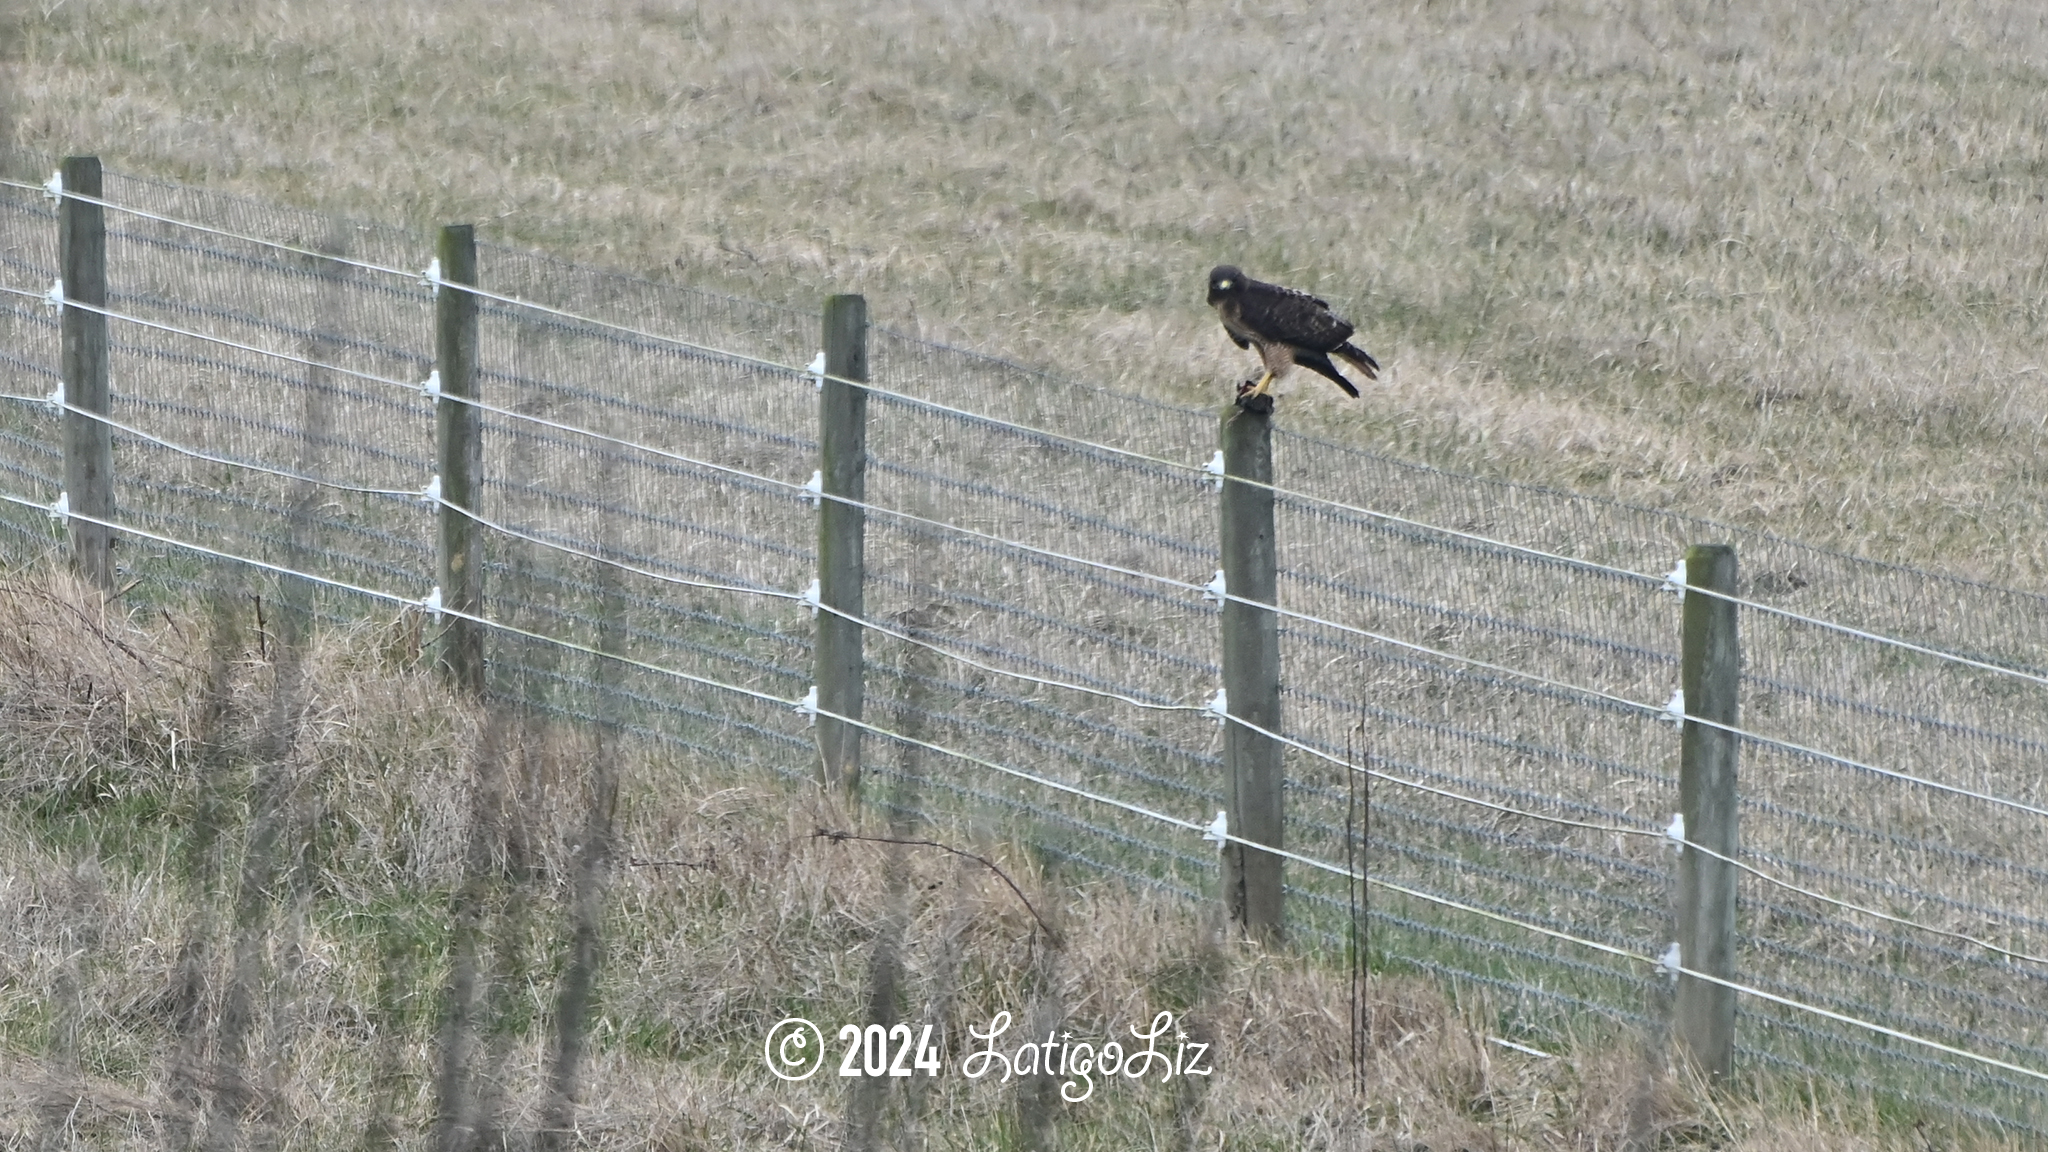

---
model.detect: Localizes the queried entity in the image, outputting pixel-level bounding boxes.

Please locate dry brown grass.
[13,0,2048,580]
[0,567,2008,1149]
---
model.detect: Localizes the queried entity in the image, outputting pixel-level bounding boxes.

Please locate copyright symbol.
[765,1017,825,1081]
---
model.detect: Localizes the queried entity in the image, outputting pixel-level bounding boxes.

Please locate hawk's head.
[1207,265,1246,306]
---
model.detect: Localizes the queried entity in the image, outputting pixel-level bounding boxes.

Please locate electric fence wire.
[438,494,1208,714]
[44,394,422,499]
[2,352,1216,717]
[10,302,2027,841]
[2,485,2043,1096]
[0,174,419,282]
[16,284,2048,906]
[1221,709,2048,969]
[1,279,1213,601]
[11,175,2048,693]
[10,276,2048,827]
[16,234,2048,752]
[0,282,426,395]
[0,222,2031,733]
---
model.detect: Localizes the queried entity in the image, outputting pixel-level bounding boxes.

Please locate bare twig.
[811,827,1057,942]
[24,581,154,671]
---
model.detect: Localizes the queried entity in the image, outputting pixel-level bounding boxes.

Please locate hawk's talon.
[1233,383,1275,415]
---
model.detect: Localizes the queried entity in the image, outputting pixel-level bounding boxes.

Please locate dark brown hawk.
[1207,265,1380,400]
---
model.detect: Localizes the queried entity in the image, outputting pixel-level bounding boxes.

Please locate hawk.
[1207,265,1380,401]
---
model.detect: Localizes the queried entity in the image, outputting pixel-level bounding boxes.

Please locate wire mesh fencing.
[6,166,2048,1134]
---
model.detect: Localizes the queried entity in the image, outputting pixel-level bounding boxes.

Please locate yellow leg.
[1249,370,1275,397]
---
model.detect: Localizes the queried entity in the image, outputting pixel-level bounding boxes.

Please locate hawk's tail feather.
[1293,351,1362,398]
[1334,342,1381,381]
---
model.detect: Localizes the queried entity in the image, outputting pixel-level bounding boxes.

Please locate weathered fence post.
[816,294,868,793]
[58,155,114,592]
[434,224,484,697]
[1676,543,1739,1083]
[1219,404,1284,941]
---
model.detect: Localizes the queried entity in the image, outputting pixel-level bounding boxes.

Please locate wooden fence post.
[58,155,114,592]
[816,294,868,793]
[435,224,484,697]
[1676,542,1739,1083]
[1219,403,1284,941]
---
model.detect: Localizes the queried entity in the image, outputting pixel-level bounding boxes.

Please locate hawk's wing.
[1239,281,1355,353]
[1215,301,1258,349]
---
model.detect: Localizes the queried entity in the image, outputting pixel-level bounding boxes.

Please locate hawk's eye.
[1217,279,1233,289]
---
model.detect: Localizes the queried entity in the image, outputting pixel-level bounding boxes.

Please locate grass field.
[11,0,2048,579]
[7,0,2048,1146]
